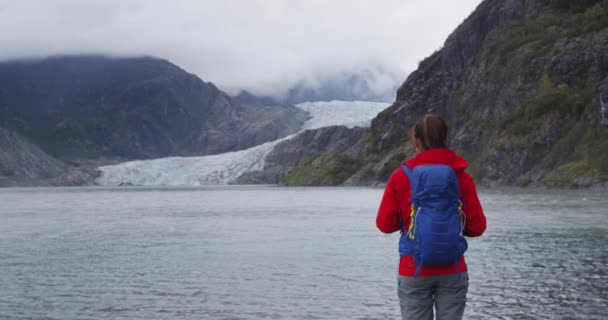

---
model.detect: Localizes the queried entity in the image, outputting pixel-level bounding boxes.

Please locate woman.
[376,113,486,320]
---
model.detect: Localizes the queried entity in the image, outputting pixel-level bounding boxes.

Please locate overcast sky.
[0,0,482,96]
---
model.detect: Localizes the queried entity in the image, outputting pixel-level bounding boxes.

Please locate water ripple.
[0,187,606,319]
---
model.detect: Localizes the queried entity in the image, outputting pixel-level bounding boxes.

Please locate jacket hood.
[403,148,468,172]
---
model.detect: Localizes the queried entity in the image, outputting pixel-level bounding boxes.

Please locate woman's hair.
[413,113,448,150]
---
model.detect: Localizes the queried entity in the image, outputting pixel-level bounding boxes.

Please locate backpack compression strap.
[401,165,423,276]
[400,165,416,237]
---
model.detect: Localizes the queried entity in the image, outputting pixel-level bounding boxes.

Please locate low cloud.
[0,0,482,96]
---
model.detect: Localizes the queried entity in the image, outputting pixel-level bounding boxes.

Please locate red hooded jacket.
[376,148,486,277]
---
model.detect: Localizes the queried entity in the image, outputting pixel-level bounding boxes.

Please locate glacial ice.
[96,100,389,186]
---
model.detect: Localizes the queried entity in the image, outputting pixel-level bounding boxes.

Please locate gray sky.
[0,0,482,96]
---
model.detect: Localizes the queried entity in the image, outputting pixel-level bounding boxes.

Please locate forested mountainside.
[277,0,608,188]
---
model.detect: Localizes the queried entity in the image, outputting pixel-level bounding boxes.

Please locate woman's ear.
[444,137,449,147]
[414,137,422,153]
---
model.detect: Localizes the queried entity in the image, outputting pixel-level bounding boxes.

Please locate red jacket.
[376,148,486,276]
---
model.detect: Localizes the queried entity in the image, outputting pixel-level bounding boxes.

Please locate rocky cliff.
[278,0,608,188]
[0,56,308,161]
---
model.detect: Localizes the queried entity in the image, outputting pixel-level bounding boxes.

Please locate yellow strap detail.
[408,206,415,239]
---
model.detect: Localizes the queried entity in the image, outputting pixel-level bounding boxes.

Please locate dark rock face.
[269,125,367,162]
[0,127,67,186]
[369,0,527,154]
[362,0,608,187]
[232,91,310,149]
[0,56,308,161]
[235,125,367,184]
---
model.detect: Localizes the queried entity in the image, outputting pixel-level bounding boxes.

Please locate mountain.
[0,55,309,162]
[277,0,608,188]
[285,66,402,103]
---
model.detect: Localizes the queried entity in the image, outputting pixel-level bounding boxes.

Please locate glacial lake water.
[0,186,606,320]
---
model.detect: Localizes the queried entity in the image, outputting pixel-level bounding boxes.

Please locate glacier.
[96,100,389,186]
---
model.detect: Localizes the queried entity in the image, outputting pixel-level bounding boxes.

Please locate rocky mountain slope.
[0,56,308,161]
[277,0,608,188]
[0,126,67,186]
[235,125,368,184]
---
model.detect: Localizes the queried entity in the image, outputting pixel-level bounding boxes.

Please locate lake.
[0,186,606,319]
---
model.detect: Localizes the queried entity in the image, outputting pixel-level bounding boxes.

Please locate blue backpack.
[399,164,468,276]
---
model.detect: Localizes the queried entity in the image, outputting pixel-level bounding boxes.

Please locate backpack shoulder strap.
[400,164,417,196]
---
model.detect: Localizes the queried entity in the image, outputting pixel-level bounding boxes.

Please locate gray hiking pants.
[397,272,468,320]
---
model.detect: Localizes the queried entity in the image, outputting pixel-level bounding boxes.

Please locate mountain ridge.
[0,55,309,160]
[0,55,309,185]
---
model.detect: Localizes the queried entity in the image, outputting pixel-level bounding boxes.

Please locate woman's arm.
[376,169,404,234]
[461,173,486,237]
